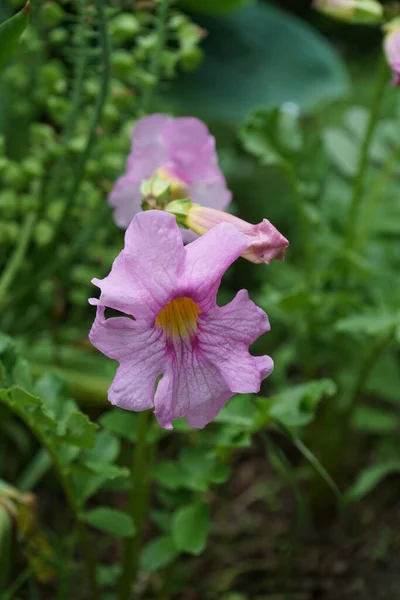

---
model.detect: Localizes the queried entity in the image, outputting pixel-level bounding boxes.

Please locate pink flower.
[183,205,289,265]
[89,211,273,429]
[109,114,231,231]
[384,23,400,86]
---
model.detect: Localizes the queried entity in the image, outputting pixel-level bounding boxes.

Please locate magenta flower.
[109,114,231,231]
[89,211,273,429]
[384,23,400,86]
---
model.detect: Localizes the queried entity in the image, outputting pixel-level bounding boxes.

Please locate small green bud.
[165,199,193,228]
[41,2,65,28]
[112,50,135,77]
[0,190,17,219]
[48,27,68,45]
[110,14,140,42]
[22,157,43,178]
[34,220,53,246]
[179,47,204,72]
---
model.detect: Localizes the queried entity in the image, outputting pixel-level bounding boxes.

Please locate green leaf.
[352,405,400,434]
[262,379,337,428]
[172,502,210,555]
[99,408,137,442]
[140,536,179,572]
[0,2,30,71]
[240,106,303,166]
[345,461,400,503]
[154,461,186,490]
[163,3,348,122]
[214,395,256,428]
[178,0,253,15]
[80,508,135,537]
[179,448,218,492]
[323,128,359,177]
[335,312,400,338]
[62,411,98,449]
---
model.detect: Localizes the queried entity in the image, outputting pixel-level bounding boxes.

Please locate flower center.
[155,297,200,340]
[157,167,189,200]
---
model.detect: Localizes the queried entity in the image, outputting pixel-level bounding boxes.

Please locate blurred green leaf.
[81,507,135,537]
[260,379,337,428]
[323,128,359,177]
[62,412,98,449]
[99,408,137,442]
[163,3,348,122]
[178,0,253,14]
[0,2,29,71]
[345,461,400,503]
[172,502,210,555]
[335,312,400,338]
[240,106,303,166]
[352,405,400,434]
[140,535,179,572]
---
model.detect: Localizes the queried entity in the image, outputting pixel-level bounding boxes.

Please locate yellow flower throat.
[155,297,201,340]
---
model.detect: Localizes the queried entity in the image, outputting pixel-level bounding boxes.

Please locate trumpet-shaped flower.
[89,211,273,429]
[172,203,289,265]
[109,114,231,231]
[384,21,400,86]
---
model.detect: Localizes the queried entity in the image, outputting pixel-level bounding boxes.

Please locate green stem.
[356,143,400,250]
[344,59,388,252]
[50,0,110,241]
[0,213,35,307]
[118,410,154,600]
[140,0,169,113]
[38,0,88,215]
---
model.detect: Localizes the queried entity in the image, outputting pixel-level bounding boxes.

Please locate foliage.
[1,0,400,597]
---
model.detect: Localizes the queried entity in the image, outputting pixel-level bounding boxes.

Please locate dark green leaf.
[0,2,30,71]
[172,502,210,555]
[163,3,348,122]
[81,508,135,537]
[352,405,400,434]
[345,462,400,503]
[61,411,98,449]
[178,0,253,15]
[99,408,137,442]
[140,536,179,572]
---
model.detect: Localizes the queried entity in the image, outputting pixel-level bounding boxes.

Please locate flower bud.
[140,168,189,211]
[166,201,289,265]
[384,19,400,86]
[313,0,383,24]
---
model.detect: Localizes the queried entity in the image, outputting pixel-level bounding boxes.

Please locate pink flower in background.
[109,114,231,231]
[184,205,289,265]
[89,211,273,429]
[384,22,400,86]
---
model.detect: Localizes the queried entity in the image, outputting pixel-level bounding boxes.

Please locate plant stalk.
[118,410,154,600]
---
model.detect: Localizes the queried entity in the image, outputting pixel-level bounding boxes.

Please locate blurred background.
[1,0,400,599]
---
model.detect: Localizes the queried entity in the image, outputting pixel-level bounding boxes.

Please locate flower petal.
[203,289,270,345]
[183,223,249,311]
[109,174,142,229]
[89,307,165,411]
[91,211,184,320]
[153,344,233,429]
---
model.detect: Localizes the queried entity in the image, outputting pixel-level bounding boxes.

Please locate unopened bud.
[313,0,383,24]
[384,19,400,86]
[166,201,289,265]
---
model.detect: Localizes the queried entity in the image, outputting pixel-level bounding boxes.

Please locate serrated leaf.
[81,507,135,537]
[0,2,30,70]
[140,536,179,572]
[345,461,400,503]
[172,502,210,555]
[61,411,97,449]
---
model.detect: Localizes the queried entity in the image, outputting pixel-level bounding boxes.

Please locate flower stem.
[344,58,388,253]
[118,410,154,600]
